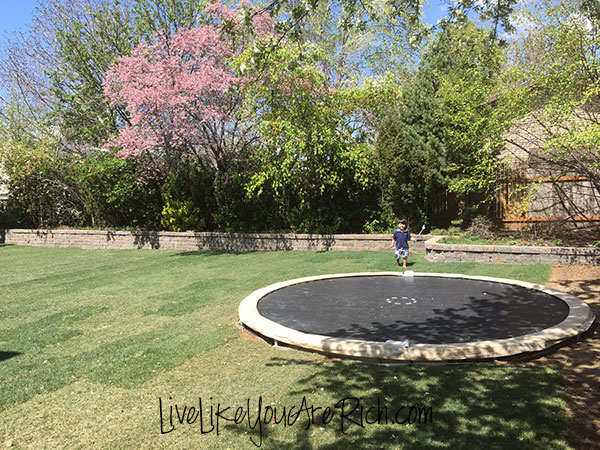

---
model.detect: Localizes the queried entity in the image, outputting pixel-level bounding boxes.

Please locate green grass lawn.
[0,245,568,449]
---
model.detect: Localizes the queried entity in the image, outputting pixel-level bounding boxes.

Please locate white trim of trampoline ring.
[238,272,596,362]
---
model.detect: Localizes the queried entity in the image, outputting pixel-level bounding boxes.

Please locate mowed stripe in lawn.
[0,246,568,449]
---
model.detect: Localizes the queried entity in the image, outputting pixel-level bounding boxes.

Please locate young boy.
[390,219,411,267]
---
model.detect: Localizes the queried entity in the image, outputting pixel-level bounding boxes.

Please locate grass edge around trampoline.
[0,247,569,449]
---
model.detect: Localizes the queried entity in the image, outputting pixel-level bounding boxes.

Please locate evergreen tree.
[376,69,449,227]
[376,18,505,227]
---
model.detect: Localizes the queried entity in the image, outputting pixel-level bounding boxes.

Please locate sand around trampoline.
[543,266,600,450]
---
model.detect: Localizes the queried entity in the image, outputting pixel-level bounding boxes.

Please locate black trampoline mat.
[257,276,570,345]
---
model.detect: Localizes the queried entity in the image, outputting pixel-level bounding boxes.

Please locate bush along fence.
[425,236,600,265]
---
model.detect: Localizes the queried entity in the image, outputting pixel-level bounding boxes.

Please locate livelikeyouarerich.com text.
[159,395,433,447]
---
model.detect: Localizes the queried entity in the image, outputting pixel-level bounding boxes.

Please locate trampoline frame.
[238,272,596,362]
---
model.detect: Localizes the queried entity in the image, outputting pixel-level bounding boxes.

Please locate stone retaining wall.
[3,229,597,264]
[0,229,430,253]
[426,235,600,265]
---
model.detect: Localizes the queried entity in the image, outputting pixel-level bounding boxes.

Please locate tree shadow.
[222,354,569,449]
[258,279,575,346]
[544,275,600,450]
[130,230,161,249]
[193,233,295,252]
[171,250,259,257]
[0,351,20,362]
[229,275,592,447]
[558,319,600,450]
[169,233,338,253]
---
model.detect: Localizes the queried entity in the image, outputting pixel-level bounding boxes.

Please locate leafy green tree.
[49,1,135,145]
[241,41,379,232]
[161,193,205,231]
[489,0,600,223]
[376,18,508,227]
[288,0,426,83]
[213,161,285,232]
[444,0,519,42]
[263,0,518,48]
[160,160,217,230]
[433,19,506,216]
[132,0,208,39]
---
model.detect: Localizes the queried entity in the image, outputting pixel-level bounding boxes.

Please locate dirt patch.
[544,265,600,450]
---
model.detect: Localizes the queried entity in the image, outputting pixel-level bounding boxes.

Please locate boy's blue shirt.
[393,229,411,249]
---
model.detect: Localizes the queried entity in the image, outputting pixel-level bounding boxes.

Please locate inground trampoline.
[238,272,596,362]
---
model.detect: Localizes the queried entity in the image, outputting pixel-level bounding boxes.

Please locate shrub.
[75,151,162,229]
[465,215,496,240]
[160,193,204,232]
[0,142,83,228]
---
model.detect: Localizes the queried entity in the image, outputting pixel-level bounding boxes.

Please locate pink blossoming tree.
[103,2,275,171]
[103,2,377,232]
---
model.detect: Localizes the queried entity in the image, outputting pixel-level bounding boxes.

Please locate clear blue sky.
[0,0,37,36]
[0,0,449,36]
[423,0,449,26]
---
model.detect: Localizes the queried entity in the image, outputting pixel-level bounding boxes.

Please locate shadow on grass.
[258,280,572,345]
[172,250,259,257]
[223,356,569,449]
[0,351,20,362]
